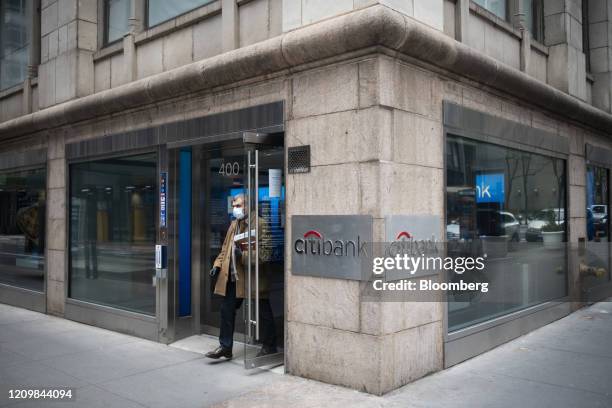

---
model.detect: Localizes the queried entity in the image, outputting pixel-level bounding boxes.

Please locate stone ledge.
[1,3,612,140]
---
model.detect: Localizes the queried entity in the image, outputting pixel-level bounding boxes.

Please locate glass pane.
[446,135,567,332]
[106,0,130,44]
[586,165,610,287]
[69,153,157,315]
[0,167,46,291]
[522,0,534,34]
[244,148,285,368]
[200,148,247,331]
[0,0,29,90]
[147,0,214,27]
[473,0,507,20]
[196,145,285,366]
[0,46,27,90]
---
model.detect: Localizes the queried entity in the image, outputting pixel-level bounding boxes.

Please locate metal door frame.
[0,149,48,313]
[243,139,285,369]
[165,132,286,368]
[63,146,163,342]
[168,135,247,344]
[166,133,284,340]
[442,101,572,367]
[59,102,285,344]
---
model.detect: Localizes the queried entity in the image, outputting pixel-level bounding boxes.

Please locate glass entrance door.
[242,146,285,369]
[200,147,248,335]
[197,139,284,369]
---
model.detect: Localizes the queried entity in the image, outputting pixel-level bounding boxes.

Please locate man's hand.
[239,242,256,252]
[209,266,220,277]
[234,245,242,259]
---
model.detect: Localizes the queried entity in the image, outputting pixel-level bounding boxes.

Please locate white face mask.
[232,207,245,220]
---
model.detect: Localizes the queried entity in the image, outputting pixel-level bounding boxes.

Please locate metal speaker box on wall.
[288,145,311,174]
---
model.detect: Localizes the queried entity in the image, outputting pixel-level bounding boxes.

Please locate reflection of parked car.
[591,205,607,222]
[475,209,520,241]
[499,211,520,242]
[526,208,565,242]
[601,214,608,234]
[588,207,609,239]
[591,205,609,237]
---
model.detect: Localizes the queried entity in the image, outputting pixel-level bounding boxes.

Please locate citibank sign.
[291,215,373,280]
[294,229,368,257]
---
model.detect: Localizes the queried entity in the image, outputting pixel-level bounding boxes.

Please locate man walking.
[205,193,277,360]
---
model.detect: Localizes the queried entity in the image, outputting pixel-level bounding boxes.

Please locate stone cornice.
[0,4,610,140]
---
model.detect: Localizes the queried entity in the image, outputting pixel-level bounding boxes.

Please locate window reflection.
[69,153,157,315]
[0,0,29,90]
[147,0,215,27]
[473,0,507,20]
[0,167,46,291]
[585,165,610,286]
[446,136,567,332]
[105,0,130,44]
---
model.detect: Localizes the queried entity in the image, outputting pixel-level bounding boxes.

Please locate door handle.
[246,150,260,341]
[247,150,252,341]
[255,149,260,341]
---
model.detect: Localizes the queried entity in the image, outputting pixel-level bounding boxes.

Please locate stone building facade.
[0,0,611,395]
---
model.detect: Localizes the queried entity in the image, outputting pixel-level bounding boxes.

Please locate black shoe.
[205,346,232,359]
[256,346,278,357]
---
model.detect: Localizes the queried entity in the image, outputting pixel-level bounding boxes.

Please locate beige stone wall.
[0,0,602,128]
[93,0,282,93]
[284,52,612,394]
[284,56,446,395]
[282,0,444,32]
[2,45,612,394]
[39,0,96,108]
[45,131,66,316]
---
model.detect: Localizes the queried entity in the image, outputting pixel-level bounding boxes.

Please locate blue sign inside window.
[160,172,167,228]
[475,173,505,204]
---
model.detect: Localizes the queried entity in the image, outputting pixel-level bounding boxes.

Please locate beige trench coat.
[212,213,272,298]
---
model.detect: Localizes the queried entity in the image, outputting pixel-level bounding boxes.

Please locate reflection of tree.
[520,154,534,217]
[549,157,564,224]
[515,154,550,217]
[505,153,520,210]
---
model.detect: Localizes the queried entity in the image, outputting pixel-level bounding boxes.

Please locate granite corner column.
[45,131,66,316]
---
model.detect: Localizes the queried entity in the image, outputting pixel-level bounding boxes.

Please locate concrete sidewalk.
[0,305,281,408]
[1,301,611,408]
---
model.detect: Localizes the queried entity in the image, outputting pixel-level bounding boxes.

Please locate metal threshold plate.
[244,344,284,369]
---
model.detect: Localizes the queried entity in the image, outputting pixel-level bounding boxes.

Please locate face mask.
[232,207,245,220]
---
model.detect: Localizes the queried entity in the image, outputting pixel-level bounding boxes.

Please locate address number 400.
[219,161,240,176]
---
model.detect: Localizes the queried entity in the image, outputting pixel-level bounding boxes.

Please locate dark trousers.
[219,280,277,350]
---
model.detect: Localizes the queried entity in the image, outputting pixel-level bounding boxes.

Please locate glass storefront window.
[473,0,507,20]
[69,153,157,315]
[147,0,215,27]
[0,167,46,291]
[104,0,130,45]
[585,165,610,286]
[0,0,29,90]
[523,0,534,33]
[523,0,544,41]
[446,135,567,332]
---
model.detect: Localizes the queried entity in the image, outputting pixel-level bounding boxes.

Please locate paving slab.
[214,300,612,408]
[1,300,611,408]
[0,304,284,408]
